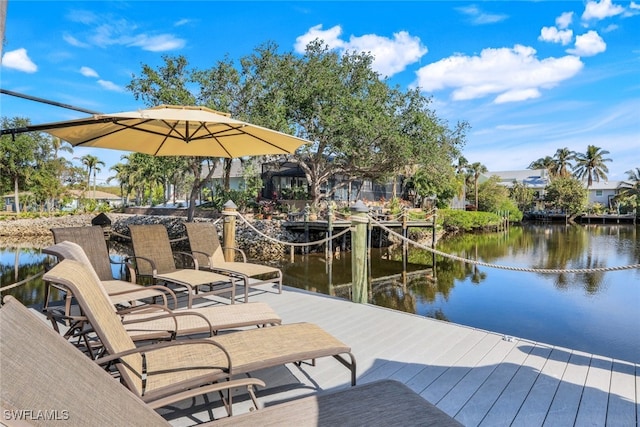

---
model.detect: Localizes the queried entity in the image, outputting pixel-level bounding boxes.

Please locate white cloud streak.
[64,12,185,52]
[1,48,38,73]
[97,80,123,92]
[80,66,99,78]
[295,24,427,77]
[415,45,583,104]
[456,5,508,25]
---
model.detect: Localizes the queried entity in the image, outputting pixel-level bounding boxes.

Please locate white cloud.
[295,25,426,77]
[128,34,185,51]
[97,80,123,92]
[582,0,625,21]
[1,48,38,73]
[63,33,90,48]
[66,9,98,25]
[174,19,191,27]
[556,12,574,29]
[602,24,619,32]
[567,31,606,57]
[295,24,345,52]
[64,13,185,52]
[80,66,99,78]
[456,5,508,25]
[539,27,573,45]
[631,2,640,9]
[415,45,584,104]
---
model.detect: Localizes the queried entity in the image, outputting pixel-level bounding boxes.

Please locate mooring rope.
[0,270,45,292]
[236,212,351,247]
[369,215,640,274]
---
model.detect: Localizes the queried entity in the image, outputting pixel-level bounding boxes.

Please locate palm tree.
[51,137,73,159]
[552,147,576,178]
[468,162,487,211]
[528,156,556,177]
[108,162,134,206]
[617,167,640,209]
[80,154,106,198]
[573,145,612,187]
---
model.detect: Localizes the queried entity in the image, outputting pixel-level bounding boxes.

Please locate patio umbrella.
[7,105,308,158]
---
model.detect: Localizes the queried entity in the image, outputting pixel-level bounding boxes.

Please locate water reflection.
[1,223,638,362]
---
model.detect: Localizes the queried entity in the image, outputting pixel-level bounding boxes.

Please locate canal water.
[1,223,638,363]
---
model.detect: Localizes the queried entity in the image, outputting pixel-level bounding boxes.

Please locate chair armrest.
[189,249,213,269]
[173,251,199,270]
[121,310,215,338]
[124,255,158,278]
[221,246,247,262]
[95,338,232,372]
[108,285,178,310]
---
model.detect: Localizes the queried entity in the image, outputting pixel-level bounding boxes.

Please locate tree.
[552,147,576,178]
[510,180,535,212]
[528,156,555,177]
[80,154,105,198]
[278,41,465,205]
[128,55,220,221]
[616,167,640,211]
[573,145,612,187]
[0,117,38,213]
[544,176,587,219]
[468,162,487,210]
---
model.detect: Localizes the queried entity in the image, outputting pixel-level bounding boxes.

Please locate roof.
[586,180,623,190]
[67,189,120,200]
[484,169,550,188]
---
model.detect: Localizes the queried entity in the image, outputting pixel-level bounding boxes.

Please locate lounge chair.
[42,259,356,413]
[0,295,461,426]
[185,222,283,297]
[44,241,282,343]
[0,295,262,424]
[128,224,240,307]
[46,225,173,314]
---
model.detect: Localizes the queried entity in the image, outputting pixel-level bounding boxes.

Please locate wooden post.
[222,200,237,262]
[350,200,369,304]
[304,203,310,255]
[327,204,334,261]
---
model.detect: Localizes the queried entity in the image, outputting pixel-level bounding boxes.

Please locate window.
[595,190,603,196]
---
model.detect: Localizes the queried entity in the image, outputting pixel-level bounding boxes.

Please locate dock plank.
[543,351,591,427]
[478,343,553,426]
[574,355,613,427]
[512,346,571,426]
[605,360,637,426]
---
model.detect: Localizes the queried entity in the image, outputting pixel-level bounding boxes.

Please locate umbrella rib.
[198,123,290,155]
[74,119,184,147]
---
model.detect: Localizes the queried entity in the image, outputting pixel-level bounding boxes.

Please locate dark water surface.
[2,223,639,363]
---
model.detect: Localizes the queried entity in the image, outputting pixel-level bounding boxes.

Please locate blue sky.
[2,1,639,185]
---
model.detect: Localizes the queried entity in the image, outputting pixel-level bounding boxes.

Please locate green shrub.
[437,209,502,232]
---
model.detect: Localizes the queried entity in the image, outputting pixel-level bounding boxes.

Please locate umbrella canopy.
[14,105,308,158]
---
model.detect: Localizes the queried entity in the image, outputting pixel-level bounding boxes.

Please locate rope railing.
[369,215,640,274]
[0,270,45,293]
[236,212,351,248]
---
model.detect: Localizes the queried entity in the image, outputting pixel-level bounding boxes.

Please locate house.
[202,159,246,192]
[481,169,551,210]
[64,189,122,209]
[586,181,623,208]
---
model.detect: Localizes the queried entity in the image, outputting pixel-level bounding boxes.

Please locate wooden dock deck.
[161,284,639,426]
